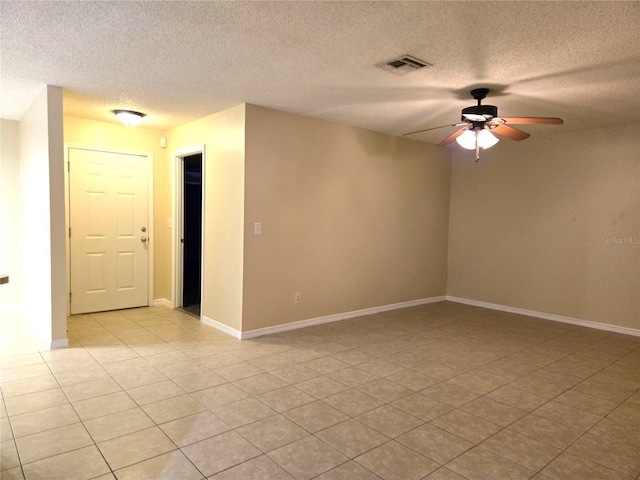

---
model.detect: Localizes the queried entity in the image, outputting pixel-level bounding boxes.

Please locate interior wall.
[0,120,22,305]
[166,104,246,332]
[242,105,451,331]
[63,116,171,302]
[18,86,67,345]
[447,124,640,331]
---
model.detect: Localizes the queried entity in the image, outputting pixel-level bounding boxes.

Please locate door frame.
[64,143,154,315]
[172,145,206,313]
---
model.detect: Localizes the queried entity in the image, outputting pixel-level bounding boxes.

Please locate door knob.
[141,236,148,243]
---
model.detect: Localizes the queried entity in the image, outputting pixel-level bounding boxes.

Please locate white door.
[69,147,150,314]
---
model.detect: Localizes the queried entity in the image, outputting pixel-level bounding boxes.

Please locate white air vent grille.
[377,55,432,75]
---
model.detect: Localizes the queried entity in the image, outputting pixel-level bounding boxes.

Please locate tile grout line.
[2,305,638,479]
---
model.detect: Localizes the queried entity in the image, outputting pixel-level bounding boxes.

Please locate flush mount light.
[113,109,146,126]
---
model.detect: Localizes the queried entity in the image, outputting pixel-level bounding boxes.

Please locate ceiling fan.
[404,88,564,161]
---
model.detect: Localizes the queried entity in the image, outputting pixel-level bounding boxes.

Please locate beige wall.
[63,116,172,301]
[63,105,451,335]
[447,124,640,330]
[242,105,451,331]
[19,86,67,345]
[0,120,22,305]
[166,105,246,331]
[59,106,639,336]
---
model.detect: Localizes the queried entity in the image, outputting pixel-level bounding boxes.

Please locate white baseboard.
[199,296,446,340]
[201,315,243,339]
[239,296,447,340]
[48,338,70,349]
[446,295,640,337]
[199,294,639,340]
[153,298,173,308]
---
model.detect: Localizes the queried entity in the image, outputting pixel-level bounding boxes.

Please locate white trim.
[171,152,182,309]
[202,315,243,339]
[64,145,70,315]
[147,151,154,309]
[172,145,205,314]
[236,296,446,340]
[153,298,172,308]
[200,294,640,340]
[446,296,640,337]
[48,338,69,349]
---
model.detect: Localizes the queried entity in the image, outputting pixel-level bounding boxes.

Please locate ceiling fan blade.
[439,127,468,146]
[502,117,564,125]
[492,123,530,141]
[403,123,465,136]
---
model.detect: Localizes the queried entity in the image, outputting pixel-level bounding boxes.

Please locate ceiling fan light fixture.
[403,88,563,160]
[477,129,499,148]
[113,109,146,126]
[456,129,477,150]
[456,128,499,150]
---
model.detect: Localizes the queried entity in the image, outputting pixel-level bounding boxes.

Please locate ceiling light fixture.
[456,128,499,150]
[113,109,146,127]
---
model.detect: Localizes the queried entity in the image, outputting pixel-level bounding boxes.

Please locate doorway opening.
[174,148,204,319]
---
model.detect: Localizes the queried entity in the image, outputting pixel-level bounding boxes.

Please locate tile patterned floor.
[1,302,638,479]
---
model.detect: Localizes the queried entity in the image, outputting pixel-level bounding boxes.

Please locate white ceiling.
[2,1,639,144]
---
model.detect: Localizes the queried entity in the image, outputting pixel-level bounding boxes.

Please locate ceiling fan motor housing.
[461,104,498,121]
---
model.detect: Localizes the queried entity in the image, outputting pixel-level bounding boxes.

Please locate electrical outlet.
[294,293,301,304]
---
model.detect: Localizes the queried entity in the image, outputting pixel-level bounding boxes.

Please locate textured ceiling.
[1,1,639,144]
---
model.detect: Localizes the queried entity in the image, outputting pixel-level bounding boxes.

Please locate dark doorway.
[181,153,202,317]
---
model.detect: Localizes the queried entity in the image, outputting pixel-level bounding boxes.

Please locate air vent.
[377,55,432,75]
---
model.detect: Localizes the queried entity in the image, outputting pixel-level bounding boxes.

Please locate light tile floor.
[1,302,638,479]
